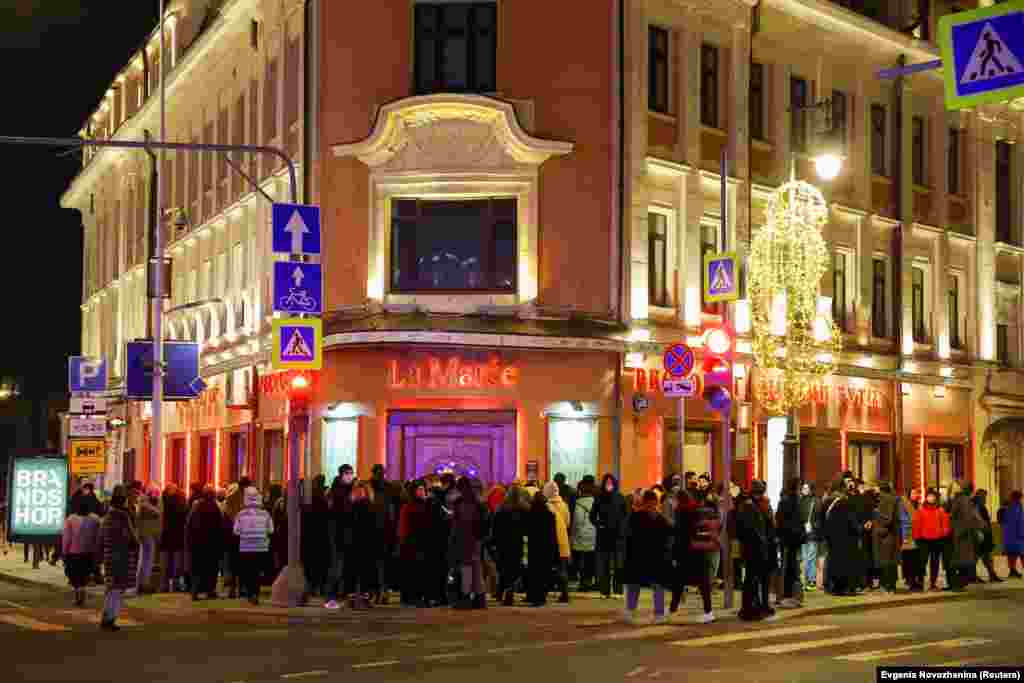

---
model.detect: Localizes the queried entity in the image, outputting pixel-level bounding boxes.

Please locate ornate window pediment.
[333,94,573,311]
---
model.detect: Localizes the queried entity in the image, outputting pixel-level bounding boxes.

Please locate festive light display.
[749,180,843,415]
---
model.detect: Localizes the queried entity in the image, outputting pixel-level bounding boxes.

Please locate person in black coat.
[160,485,188,592]
[973,489,1002,583]
[669,489,700,613]
[186,488,224,600]
[824,478,863,596]
[397,480,433,606]
[590,473,629,598]
[736,480,775,620]
[302,474,330,598]
[526,492,558,607]
[344,483,380,609]
[622,490,673,623]
[776,477,807,605]
[491,485,529,606]
[368,464,401,604]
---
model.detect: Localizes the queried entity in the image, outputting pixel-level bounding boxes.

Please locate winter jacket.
[526,501,558,571]
[823,494,863,582]
[571,495,597,552]
[543,483,571,559]
[187,498,225,566]
[398,498,432,561]
[899,498,916,550]
[450,494,490,564]
[160,491,188,552]
[135,498,162,540]
[736,497,776,570]
[101,506,139,591]
[590,474,629,552]
[912,503,951,541]
[235,490,274,554]
[949,493,984,567]
[622,509,673,588]
[974,497,995,557]
[872,492,902,566]
[62,513,101,556]
[800,494,819,541]
[1002,501,1024,555]
[491,505,527,570]
[776,493,807,546]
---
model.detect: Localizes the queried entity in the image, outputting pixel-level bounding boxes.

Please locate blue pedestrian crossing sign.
[704,251,739,303]
[273,261,323,315]
[273,318,322,371]
[272,203,321,255]
[940,2,1024,109]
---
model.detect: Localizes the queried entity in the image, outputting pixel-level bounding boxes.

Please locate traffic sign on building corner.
[273,261,323,315]
[272,203,321,255]
[704,251,739,303]
[940,2,1024,110]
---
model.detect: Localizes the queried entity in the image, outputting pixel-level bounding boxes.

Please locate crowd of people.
[41,465,1024,630]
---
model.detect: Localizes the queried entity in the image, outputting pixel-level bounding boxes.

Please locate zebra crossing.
[0,608,143,632]
[670,623,995,665]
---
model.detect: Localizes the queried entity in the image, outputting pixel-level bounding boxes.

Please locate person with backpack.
[571,479,598,592]
[670,488,718,623]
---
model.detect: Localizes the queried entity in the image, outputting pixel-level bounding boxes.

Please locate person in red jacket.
[912,487,950,591]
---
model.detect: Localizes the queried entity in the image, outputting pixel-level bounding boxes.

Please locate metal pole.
[150,0,166,489]
[720,146,735,610]
[677,396,685,473]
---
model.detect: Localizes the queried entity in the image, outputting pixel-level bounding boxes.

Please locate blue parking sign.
[68,357,107,394]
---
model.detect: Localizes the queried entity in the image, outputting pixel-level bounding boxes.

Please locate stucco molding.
[331,94,573,170]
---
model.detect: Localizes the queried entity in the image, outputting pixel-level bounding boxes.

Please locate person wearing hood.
[541,481,571,603]
[571,478,598,592]
[222,478,249,599]
[345,482,380,610]
[913,487,951,591]
[590,473,629,598]
[62,496,101,607]
[526,491,558,607]
[324,465,355,609]
[398,480,433,607]
[622,490,673,624]
[736,480,776,619]
[369,464,400,605]
[234,486,273,605]
[947,480,984,591]
[99,485,139,631]
[972,489,1002,583]
[187,487,225,600]
[823,477,863,598]
[491,485,530,605]
[160,484,188,593]
[134,486,162,594]
[450,477,491,609]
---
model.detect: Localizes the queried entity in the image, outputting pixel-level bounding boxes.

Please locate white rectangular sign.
[70,397,107,415]
[662,378,696,398]
[69,417,107,439]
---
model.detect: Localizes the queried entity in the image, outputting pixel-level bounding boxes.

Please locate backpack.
[572,499,597,550]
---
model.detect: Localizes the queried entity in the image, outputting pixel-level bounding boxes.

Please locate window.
[548,418,598,489]
[848,441,885,483]
[997,323,1010,364]
[997,140,1013,244]
[790,76,808,152]
[390,198,516,292]
[217,252,228,298]
[948,274,961,349]
[912,116,926,186]
[948,128,961,195]
[648,212,669,308]
[414,2,497,95]
[201,259,212,300]
[648,26,670,114]
[250,18,260,51]
[833,252,847,331]
[188,269,197,304]
[323,418,358,480]
[174,274,184,307]
[871,104,887,176]
[700,44,719,128]
[700,222,719,313]
[929,445,964,488]
[872,258,887,338]
[232,242,245,292]
[750,62,765,141]
[831,90,847,149]
[912,266,926,343]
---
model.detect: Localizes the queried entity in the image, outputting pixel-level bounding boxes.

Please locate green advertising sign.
[7,456,68,543]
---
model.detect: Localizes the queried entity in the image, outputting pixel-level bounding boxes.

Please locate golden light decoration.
[749,179,843,415]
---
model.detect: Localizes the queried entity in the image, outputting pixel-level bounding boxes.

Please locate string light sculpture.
[749,179,843,415]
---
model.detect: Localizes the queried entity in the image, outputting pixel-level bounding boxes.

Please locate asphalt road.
[2,580,1023,683]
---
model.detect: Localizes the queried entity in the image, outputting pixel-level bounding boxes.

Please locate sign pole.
[719,146,735,611]
[677,396,685,473]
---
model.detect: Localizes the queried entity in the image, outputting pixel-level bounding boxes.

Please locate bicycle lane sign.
[273,261,322,315]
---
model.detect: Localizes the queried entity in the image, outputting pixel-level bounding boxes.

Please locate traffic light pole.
[719,147,735,611]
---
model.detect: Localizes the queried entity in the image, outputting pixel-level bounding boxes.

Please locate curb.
[786,586,1018,620]
[0,572,68,592]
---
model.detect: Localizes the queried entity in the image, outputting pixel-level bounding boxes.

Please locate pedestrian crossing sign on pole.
[704,251,739,303]
[272,318,322,371]
[940,1,1024,110]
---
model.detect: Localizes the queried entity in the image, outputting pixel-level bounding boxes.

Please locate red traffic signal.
[288,372,314,415]
[701,324,733,415]
[701,324,735,359]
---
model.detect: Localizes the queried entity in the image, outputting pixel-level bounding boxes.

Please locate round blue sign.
[663,343,695,378]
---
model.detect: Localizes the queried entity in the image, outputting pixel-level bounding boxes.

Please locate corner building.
[63,0,1024,512]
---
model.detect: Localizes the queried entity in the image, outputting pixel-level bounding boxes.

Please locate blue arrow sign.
[273,261,323,315]
[68,356,107,394]
[272,203,321,255]
[124,341,204,401]
[940,3,1024,109]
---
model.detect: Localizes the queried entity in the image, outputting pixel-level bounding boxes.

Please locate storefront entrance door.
[228,432,246,484]
[387,411,516,484]
[198,435,214,487]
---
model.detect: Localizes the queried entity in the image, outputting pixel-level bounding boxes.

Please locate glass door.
[848,440,887,483]
[927,444,964,490]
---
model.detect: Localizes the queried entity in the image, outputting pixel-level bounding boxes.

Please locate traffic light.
[701,324,734,415]
[288,371,314,415]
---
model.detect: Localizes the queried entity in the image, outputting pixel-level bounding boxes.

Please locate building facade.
[63,0,1024,508]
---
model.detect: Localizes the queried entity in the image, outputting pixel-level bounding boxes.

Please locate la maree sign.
[7,456,68,543]
[389,356,519,389]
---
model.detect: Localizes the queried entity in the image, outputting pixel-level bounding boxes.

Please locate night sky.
[0,2,156,419]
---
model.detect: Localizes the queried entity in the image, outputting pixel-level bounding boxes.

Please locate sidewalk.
[3,545,1021,623]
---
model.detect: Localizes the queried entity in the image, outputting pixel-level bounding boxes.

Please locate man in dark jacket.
[322,465,354,609]
[369,464,401,603]
[736,479,773,620]
[800,483,820,590]
[776,478,806,607]
[824,478,863,596]
[590,474,629,598]
[872,482,901,592]
[845,477,871,592]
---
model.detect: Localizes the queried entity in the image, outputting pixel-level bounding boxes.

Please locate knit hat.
[244,486,261,508]
[542,481,560,500]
